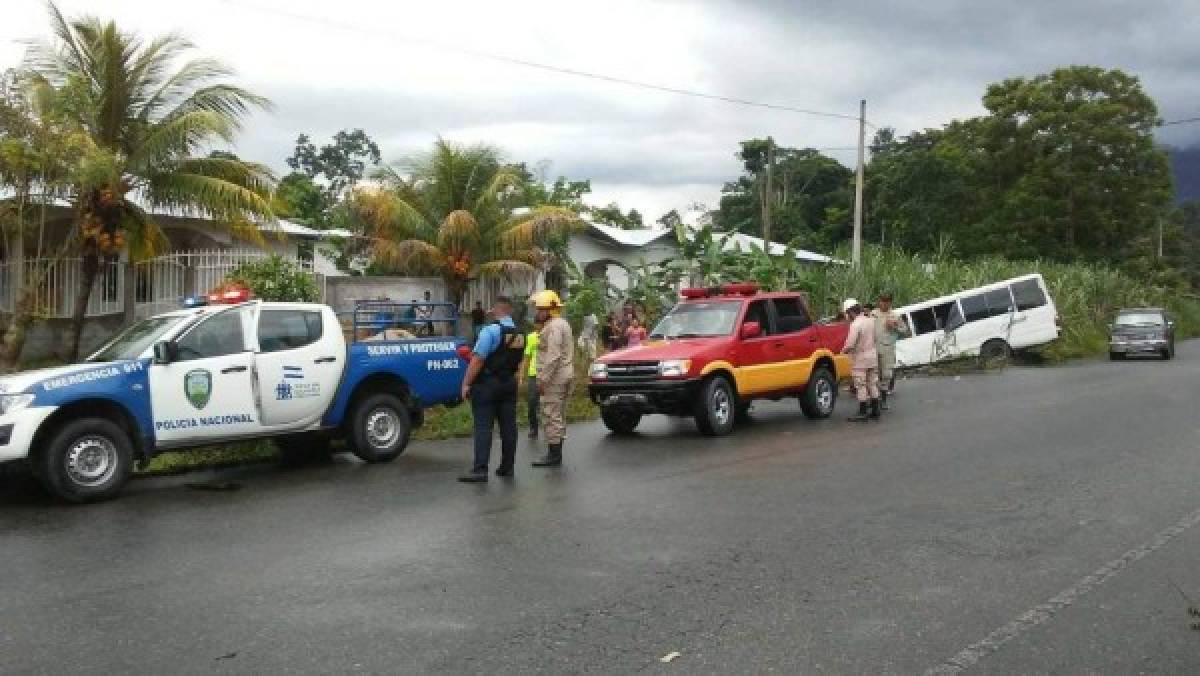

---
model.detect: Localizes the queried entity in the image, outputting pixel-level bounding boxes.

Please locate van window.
[985,288,1015,317]
[961,293,989,322]
[772,298,811,333]
[1011,279,1047,310]
[909,301,957,335]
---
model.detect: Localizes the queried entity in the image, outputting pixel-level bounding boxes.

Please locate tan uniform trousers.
[539,379,571,444]
[877,344,897,391]
[851,368,880,403]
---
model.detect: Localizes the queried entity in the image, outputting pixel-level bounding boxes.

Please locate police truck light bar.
[680,282,759,299]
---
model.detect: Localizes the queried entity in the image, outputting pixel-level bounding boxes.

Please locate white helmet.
[842,298,860,313]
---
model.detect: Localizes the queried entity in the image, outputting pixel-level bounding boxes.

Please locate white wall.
[566,233,679,291]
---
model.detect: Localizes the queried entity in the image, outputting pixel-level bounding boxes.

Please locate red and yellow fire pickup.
[589,283,851,436]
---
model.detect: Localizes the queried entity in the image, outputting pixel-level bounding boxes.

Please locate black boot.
[847,402,869,422]
[532,442,563,467]
[870,398,882,420]
[880,390,889,411]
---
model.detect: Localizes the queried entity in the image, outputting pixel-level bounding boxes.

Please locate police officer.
[872,292,909,410]
[841,298,881,422]
[458,296,525,483]
[531,290,574,468]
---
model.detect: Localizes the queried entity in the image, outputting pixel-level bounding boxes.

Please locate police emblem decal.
[184,369,213,410]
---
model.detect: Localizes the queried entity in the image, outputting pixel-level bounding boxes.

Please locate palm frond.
[143,171,274,223]
[437,209,479,252]
[137,57,232,120]
[347,188,434,242]
[368,237,443,273]
[477,259,537,282]
[118,203,169,259]
[126,110,237,169]
[159,83,271,126]
[500,206,583,251]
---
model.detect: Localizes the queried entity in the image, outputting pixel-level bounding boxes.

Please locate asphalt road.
[3,344,1200,674]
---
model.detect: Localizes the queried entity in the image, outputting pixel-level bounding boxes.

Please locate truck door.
[253,307,344,427]
[771,297,819,388]
[734,299,787,396]
[149,307,260,446]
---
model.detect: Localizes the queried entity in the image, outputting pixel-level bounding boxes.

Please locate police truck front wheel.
[37,418,133,503]
[694,376,736,437]
[600,406,641,435]
[348,393,411,463]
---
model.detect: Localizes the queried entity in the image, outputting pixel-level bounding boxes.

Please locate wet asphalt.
[2,343,1200,674]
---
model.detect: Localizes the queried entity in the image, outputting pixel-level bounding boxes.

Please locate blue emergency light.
[182,295,208,308]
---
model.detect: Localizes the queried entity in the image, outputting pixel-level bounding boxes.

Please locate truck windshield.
[650,301,741,339]
[87,315,188,362]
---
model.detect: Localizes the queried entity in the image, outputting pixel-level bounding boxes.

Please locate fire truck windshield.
[649,300,742,339]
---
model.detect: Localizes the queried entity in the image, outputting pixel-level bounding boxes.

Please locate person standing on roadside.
[522,321,541,440]
[841,299,881,422]
[625,317,647,347]
[872,292,909,410]
[531,290,573,468]
[457,296,524,483]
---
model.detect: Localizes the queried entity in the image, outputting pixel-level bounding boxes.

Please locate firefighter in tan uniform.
[871,292,909,410]
[531,290,574,467]
[841,298,881,422]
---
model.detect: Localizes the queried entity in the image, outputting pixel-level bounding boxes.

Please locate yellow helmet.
[532,290,563,310]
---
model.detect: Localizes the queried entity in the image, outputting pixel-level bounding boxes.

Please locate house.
[566,220,836,291]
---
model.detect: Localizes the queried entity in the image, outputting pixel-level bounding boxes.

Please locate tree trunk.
[67,251,99,362]
[123,256,136,324]
[1,286,40,371]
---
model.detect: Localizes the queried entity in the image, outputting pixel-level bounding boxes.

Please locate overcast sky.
[4,0,1200,221]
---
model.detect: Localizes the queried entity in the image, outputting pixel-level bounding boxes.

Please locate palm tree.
[348,139,581,306]
[23,3,275,359]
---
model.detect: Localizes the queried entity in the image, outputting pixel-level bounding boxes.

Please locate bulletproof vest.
[481,323,525,379]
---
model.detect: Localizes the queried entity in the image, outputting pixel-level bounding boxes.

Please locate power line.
[1161,116,1200,127]
[215,0,863,123]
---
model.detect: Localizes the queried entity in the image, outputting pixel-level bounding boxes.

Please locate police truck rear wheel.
[37,418,133,503]
[800,366,837,419]
[600,406,641,435]
[348,393,411,463]
[694,376,735,437]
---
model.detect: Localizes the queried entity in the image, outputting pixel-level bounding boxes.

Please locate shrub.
[225,254,319,302]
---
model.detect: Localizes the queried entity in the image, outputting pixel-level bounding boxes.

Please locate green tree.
[346,139,581,306]
[225,254,318,302]
[282,129,380,223]
[23,3,275,359]
[977,66,1171,261]
[590,202,645,229]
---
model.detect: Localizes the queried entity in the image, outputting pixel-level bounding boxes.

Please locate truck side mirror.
[153,340,178,365]
[740,321,762,339]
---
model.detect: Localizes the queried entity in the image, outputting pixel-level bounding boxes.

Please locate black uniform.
[469,322,525,474]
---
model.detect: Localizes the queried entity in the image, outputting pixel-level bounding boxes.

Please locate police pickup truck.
[0,289,467,502]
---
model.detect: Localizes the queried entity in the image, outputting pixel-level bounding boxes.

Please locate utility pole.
[762,137,774,245]
[852,99,866,267]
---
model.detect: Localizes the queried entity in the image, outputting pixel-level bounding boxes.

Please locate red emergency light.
[206,285,252,305]
[680,282,760,300]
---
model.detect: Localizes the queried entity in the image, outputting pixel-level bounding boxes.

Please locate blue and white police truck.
[0,289,468,502]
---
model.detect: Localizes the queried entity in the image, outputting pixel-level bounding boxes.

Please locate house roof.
[582,220,835,264]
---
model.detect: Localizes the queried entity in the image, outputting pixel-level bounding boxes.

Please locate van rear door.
[1008,276,1058,348]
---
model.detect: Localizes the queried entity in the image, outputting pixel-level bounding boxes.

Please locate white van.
[894,273,1059,368]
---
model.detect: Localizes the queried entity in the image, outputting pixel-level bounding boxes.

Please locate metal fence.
[0,250,312,319]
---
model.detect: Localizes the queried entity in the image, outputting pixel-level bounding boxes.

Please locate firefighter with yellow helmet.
[530,290,574,467]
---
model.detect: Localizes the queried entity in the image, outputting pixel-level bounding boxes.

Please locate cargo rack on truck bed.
[342,300,461,341]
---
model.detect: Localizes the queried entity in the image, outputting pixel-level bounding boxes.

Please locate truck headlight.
[0,393,35,415]
[658,359,692,377]
[589,363,608,379]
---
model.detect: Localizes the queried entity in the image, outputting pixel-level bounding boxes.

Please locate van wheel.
[979,339,1010,367]
[800,365,838,419]
[348,393,411,463]
[694,376,736,437]
[600,406,641,435]
[37,418,133,503]
[275,432,334,466]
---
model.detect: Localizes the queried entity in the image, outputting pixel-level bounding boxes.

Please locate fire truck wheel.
[600,406,641,435]
[800,365,837,419]
[694,376,736,437]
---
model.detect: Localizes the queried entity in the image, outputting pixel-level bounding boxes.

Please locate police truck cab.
[0,288,467,502]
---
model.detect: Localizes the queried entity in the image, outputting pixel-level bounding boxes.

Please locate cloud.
[4,0,1200,226]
